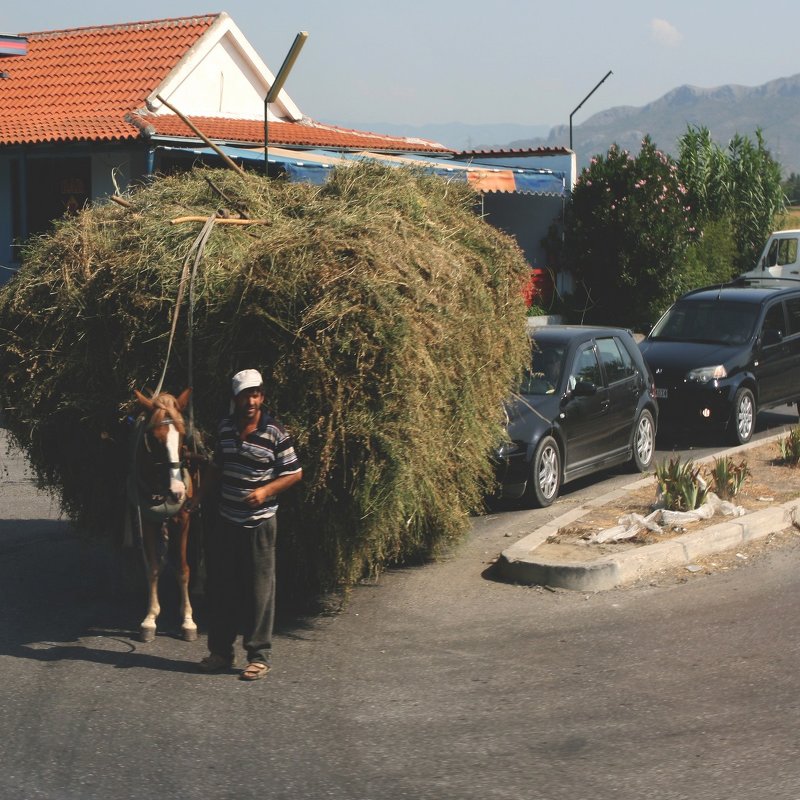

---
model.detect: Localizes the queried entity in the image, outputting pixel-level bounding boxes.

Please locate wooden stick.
[155,94,248,178]
[204,175,249,218]
[170,216,269,225]
[110,195,133,208]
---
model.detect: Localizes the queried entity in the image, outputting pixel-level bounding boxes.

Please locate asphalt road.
[1,410,800,800]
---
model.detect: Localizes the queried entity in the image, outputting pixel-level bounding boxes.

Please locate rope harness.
[125,214,216,546]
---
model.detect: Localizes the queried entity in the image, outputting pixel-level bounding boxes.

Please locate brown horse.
[128,388,198,643]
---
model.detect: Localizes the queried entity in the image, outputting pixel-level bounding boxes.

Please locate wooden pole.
[170,216,269,225]
[155,94,248,178]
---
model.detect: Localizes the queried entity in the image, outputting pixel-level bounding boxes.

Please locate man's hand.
[244,485,272,508]
[243,472,302,508]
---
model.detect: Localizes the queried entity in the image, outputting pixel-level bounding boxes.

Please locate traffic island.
[496,431,800,591]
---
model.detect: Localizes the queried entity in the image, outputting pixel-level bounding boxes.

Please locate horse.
[127,387,199,643]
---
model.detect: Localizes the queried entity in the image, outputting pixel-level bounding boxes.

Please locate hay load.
[0,162,530,601]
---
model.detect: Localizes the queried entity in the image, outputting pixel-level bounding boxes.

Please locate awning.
[0,35,28,57]
[154,144,566,197]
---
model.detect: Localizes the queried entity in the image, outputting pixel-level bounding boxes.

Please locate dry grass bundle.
[0,162,530,603]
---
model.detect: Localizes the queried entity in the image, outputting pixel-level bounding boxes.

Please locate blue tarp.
[154,144,566,196]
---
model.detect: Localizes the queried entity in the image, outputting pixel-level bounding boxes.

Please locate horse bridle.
[143,416,183,470]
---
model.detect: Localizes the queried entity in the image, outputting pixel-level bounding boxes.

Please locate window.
[781,238,798,266]
[767,237,799,267]
[762,302,786,341]
[786,297,800,335]
[651,300,759,344]
[569,345,602,390]
[597,337,634,383]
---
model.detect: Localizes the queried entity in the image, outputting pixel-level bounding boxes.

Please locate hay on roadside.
[0,162,530,602]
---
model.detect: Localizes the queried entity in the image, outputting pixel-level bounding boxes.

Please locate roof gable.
[150,13,302,123]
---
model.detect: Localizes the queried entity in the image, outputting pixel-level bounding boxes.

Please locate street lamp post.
[569,69,613,151]
[264,31,309,176]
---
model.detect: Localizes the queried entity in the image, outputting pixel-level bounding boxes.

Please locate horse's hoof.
[140,626,156,643]
[182,626,198,642]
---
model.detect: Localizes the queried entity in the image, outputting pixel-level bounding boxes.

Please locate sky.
[4,1,800,131]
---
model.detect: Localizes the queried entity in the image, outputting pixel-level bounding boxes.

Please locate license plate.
[655,388,668,399]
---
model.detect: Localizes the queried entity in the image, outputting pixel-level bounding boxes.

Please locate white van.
[739,229,800,284]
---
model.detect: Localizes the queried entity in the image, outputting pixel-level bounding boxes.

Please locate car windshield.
[649,300,759,345]
[518,341,566,395]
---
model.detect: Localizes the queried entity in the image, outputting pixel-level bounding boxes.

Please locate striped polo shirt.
[214,409,301,527]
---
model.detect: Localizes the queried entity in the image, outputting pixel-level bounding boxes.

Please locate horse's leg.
[140,522,161,643]
[175,510,197,642]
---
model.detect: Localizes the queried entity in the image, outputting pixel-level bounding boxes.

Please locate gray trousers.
[206,514,276,665]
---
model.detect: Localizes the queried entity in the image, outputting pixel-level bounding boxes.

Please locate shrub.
[563,137,695,330]
[778,427,800,466]
[708,455,750,500]
[655,457,709,512]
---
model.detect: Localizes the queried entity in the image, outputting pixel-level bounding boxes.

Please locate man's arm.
[243,469,303,508]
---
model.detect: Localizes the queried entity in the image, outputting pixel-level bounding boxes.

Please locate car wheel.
[525,435,561,508]
[630,408,655,472]
[730,387,755,445]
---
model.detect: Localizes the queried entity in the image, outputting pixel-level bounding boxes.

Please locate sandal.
[240,662,270,681]
[199,653,234,673]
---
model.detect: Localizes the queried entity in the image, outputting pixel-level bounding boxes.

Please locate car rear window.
[650,300,759,345]
[596,337,635,383]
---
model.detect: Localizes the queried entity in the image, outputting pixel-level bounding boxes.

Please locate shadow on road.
[0,517,207,672]
[0,520,216,672]
[0,515,322,674]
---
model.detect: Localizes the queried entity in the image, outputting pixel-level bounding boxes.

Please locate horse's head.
[134,387,192,505]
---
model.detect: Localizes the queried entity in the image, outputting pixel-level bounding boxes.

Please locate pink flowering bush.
[563,136,696,330]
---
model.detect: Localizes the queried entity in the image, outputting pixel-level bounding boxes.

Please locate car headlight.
[496,441,524,458]
[686,365,727,383]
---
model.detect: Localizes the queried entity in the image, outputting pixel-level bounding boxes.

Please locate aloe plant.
[655,457,709,512]
[708,455,750,500]
[778,426,800,466]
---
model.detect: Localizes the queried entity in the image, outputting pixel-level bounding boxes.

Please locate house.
[0,13,451,282]
[454,147,577,295]
[0,13,571,287]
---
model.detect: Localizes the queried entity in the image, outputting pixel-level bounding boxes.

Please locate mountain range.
[337,73,800,177]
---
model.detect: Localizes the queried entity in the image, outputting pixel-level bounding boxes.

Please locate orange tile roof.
[140,114,452,153]
[0,14,451,155]
[1,15,218,145]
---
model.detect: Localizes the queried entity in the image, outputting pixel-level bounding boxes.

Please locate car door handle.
[601,399,610,410]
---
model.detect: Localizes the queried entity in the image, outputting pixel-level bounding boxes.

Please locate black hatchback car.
[494,325,658,507]
[639,282,800,444]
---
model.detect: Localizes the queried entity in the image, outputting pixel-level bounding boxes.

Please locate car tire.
[730,387,755,445]
[630,408,656,472]
[524,435,561,508]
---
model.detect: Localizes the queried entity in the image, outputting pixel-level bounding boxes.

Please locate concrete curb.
[497,430,800,591]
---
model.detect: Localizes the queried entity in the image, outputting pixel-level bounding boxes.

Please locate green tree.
[677,125,731,224]
[563,137,695,330]
[678,125,785,274]
[727,130,785,271]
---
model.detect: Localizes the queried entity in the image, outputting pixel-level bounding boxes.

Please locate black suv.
[639,282,800,444]
[494,325,657,507]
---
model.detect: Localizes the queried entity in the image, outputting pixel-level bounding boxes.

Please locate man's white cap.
[231,369,263,397]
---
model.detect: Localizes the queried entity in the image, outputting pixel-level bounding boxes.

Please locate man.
[193,368,302,681]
